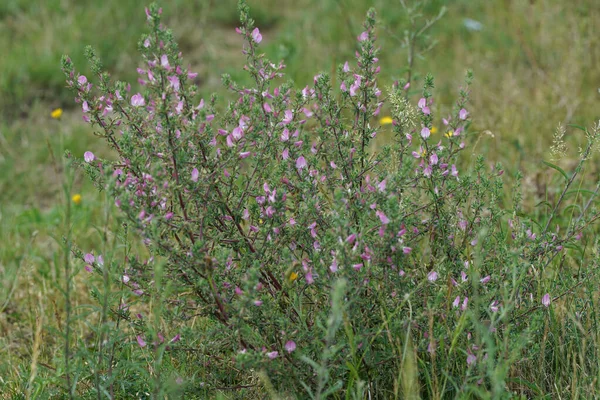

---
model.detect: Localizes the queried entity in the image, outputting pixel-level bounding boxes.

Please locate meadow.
[1,0,599,398]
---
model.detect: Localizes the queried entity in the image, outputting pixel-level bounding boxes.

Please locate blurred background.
[0,0,598,390]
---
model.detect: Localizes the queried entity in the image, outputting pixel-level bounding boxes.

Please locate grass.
[0,0,599,397]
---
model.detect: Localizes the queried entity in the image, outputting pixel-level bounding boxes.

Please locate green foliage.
[2,1,600,399]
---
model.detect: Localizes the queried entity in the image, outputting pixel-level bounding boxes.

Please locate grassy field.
[1,0,599,397]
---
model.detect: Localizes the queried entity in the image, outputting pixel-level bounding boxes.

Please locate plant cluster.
[59,2,600,398]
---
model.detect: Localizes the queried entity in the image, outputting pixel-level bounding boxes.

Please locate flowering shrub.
[61,2,600,398]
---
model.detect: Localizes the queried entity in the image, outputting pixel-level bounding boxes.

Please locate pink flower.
[329,258,338,272]
[427,271,438,282]
[285,340,296,353]
[461,297,469,310]
[263,103,272,113]
[296,155,307,170]
[376,210,390,225]
[136,335,147,348]
[418,98,426,109]
[430,153,438,165]
[480,275,491,284]
[452,296,460,308]
[82,101,90,113]
[191,168,199,182]
[343,61,350,72]
[239,151,251,159]
[451,164,459,178]
[402,247,411,254]
[84,151,95,163]
[459,108,468,120]
[131,93,145,107]
[161,54,170,69]
[252,28,262,43]
[490,301,500,312]
[358,31,369,41]
[467,353,476,366]
[266,351,278,359]
[542,293,551,307]
[345,234,357,244]
[78,75,87,85]
[282,110,293,125]
[421,127,430,139]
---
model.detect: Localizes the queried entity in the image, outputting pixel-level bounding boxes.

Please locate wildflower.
[51,108,63,119]
[445,130,454,138]
[467,353,476,366]
[161,54,170,69]
[480,275,491,284]
[461,297,469,310]
[343,61,350,72]
[427,271,438,282]
[402,247,411,254]
[296,156,307,170]
[137,335,147,348]
[252,28,262,43]
[289,272,298,282]
[452,296,460,308]
[459,108,469,120]
[542,293,551,307]
[72,194,82,205]
[380,116,393,125]
[191,168,199,182]
[285,340,296,353]
[430,126,438,134]
[83,151,96,164]
[376,210,390,225]
[330,258,338,272]
[282,110,293,124]
[266,351,278,359]
[131,93,145,107]
[421,127,430,139]
[84,253,95,263]
[490,301,500,312]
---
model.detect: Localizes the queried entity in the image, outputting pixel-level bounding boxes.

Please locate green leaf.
[567,123,587,132]
[563,204,581,214]
[534,200,552,210]
[565,189,598,198]
[542,160,569,182]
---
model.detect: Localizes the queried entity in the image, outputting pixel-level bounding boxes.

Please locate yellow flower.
[445,130,454,138]
[51,108,63,119]
[288,272,298,282]
[72,194,82,205]
[379,116,393,125]
[430,126,438,134]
